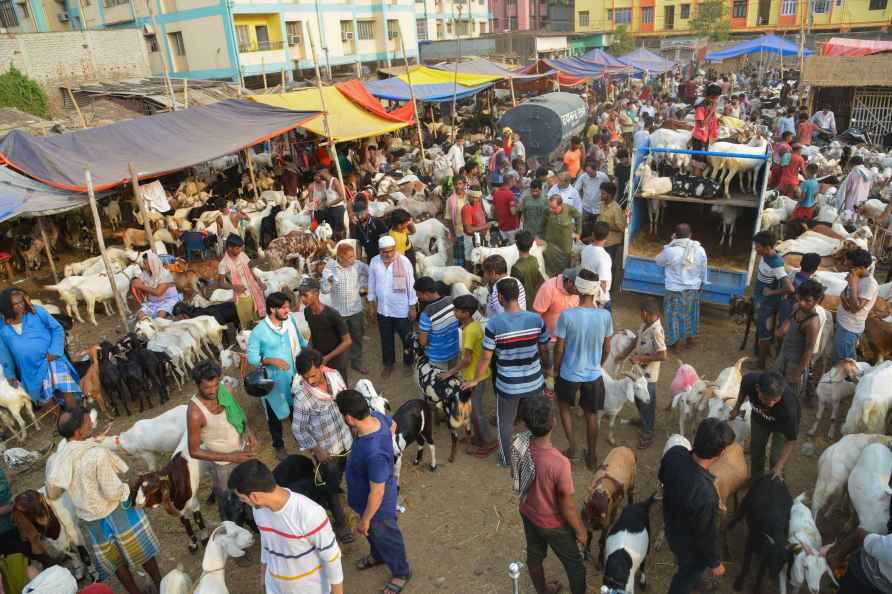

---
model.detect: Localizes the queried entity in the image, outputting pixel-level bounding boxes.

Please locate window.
[169,31,185,56]
[680,3,690,18]
[641,6,653,23]
[508,16,516,29]
[578,10,589,26]
[103,0,127,7]
[436,19,444,38]
[456,19,469,35]
[416,18,427,40]
[781,0,796,16]
[612,7,631,23]
[607,8,611,21]
[285,21,302,45]
[387,19,400,39]
[446,20,452,33]
[869,0,887,9]
[0,0,18,26]
[236,24,250,50]
[813,0,830,12]
[356,20,374,39]
[18,0,27,17]
[144,33,158,52]
[732,0,746,17]
[254,25,271,50]
[664,5,674,28]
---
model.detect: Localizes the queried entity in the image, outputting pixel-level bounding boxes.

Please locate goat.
[841,361,892,435]
[604,330,637,378]
[787,493,837,594]
[581,446,636,567]
[602,493,657,594]
[809,359,870,440]
[392,398,436,484]
[601,369,651,446]
[812,434,892,521]
[103,199,122,229]
[0,371,39,440]
[707,136,770,198]
[97,344,132,416]
[160,521,253,594]
[710,204,741,247]
[77,346,111,418]
[847,442,892,534]
[96,405,187,470]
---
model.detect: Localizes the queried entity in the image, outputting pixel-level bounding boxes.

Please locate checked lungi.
[664,289,700,347]
[41,359,82,405]
[81,504,160,581]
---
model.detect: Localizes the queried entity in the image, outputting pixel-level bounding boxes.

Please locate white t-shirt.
[254,490,344,594]
[580,244,612,301]
[837,275,880,334]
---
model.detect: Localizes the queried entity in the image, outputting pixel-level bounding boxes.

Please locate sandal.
[638,434,654,450]
[382,573,412,594]
[469,442,498,459]
[356,555,385,571]
[335,526,355,544]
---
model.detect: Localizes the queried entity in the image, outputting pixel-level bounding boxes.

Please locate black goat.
[273,455,334,512]
[172,301,238,328]
[127,348,170,405]
[119,357,152,413]
[392,398,436,484]
[260,205,282,249]
[603,493,658,594]
[97,345,132,417]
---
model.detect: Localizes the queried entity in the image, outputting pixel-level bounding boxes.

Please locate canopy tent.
[580,48,629,70]
[0,166,93,223]
[430,58,547,81]
[250,86,410,143]
[820,37,892,57]
[335,80,415,123]
[617,48,675,74]
[363,77,491,102]
[704,34,812,62]
[515,61,589,87]
[0,99,320,192]
[394,65,502,87]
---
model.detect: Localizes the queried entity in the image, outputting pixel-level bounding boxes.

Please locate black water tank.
[499,92,587,161]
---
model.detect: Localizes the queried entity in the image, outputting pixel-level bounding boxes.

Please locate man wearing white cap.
[367,235,417,379]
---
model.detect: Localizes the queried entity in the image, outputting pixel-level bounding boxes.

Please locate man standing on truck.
[655,223,708,353]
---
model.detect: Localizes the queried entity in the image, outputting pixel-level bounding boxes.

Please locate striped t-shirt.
[483,310,549,399]
[254,490,343,594]
[756,252,787,294]
[418,296,460,364]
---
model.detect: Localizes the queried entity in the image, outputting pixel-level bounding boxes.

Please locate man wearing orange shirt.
[563,137,584,180]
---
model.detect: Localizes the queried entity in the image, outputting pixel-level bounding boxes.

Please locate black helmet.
[244,367,275,398]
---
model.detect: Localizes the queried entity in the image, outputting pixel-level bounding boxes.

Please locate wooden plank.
[637,193,759,208]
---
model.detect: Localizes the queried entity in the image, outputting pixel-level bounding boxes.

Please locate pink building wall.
[489,0,548,31]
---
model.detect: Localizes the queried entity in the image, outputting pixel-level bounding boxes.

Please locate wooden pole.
[85,169,128,326]
[37,218,58,283]
[245,149,260,201]
[280,64,286,95]
[66,87,87,128]
[183,78,189,109]
[129,162,157,255]
[262,57,268,92]
[395,22,426,165]
[798,0,807,81]
[450,5,463,145]
[144,0,176,111]
[509,75,517,107]
[307,28,346,200]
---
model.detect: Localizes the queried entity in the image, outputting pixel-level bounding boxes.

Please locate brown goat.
[79,346,111,417]
[581,446,636,567]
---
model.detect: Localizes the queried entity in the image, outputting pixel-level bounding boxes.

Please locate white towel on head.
[23,566,77,594]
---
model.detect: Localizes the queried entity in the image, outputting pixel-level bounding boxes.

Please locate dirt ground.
[9,266,847,594]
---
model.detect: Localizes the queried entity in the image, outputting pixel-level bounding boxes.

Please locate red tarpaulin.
[821,37,892,57]
[515,60,589,88]
[335,80,415,123]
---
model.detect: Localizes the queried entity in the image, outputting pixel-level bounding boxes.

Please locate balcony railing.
[239,40,285,52]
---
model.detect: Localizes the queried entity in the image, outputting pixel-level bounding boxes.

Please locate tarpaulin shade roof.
[0,166,91,223]
[364,78,491,102]
[250,86,410,143]
[515,61,589,87]
[705,34,812,61]
[580,48,628,70]
[0,99,320,192]
[335,80,415,123]
[394,65,502,87]
[617,48,675,74]
[431,58,545,81]
[820,37,892,57]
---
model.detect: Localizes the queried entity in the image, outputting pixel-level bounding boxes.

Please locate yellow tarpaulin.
[395,65,502,87]
[249,87,409,143]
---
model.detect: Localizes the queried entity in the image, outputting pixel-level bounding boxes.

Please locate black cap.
[413,276,437,293]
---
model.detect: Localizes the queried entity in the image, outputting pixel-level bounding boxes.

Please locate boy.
[510,230,545,307]
[792,163,820,221]
[753,232,794,369]
[629,298,667,449]
[438,294,498,457]
[779,252,821,326]
[778,143,805,198]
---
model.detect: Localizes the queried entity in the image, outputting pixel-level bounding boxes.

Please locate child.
[388,208,416,267]
[510,230,545,307]
[792,163,820,221]
[438,295,498,458]
[779,252,821,327]
[629,298,667,449]
[778,143,805,198]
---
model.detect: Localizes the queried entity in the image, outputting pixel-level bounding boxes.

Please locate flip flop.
[356,555,385,571]
[382,573,412,594]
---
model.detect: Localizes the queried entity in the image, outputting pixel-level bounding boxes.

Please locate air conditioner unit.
[388,30,398,39]
[289,35,302,45]
[57,11,69,21]
[342,31,354,41]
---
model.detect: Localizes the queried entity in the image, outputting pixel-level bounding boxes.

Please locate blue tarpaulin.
[705,34,813,61]
[364,78,491,102]
[0,166,92,223]
[580,48,629,70]
[618,48,676,74]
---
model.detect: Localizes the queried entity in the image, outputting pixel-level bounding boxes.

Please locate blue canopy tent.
[364,78,491,102]
[0,166,95,223]
[618,48,675,74]
[705,34,812,61]
[580,48,628,70]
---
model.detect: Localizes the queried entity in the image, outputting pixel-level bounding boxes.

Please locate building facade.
[486,0,550,32]
[574,0,892,37]
[415,0,489,42]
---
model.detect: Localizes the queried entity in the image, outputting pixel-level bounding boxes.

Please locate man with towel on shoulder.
[217,234,267,330]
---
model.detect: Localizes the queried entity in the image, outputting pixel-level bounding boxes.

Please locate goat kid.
[603,493,657,594]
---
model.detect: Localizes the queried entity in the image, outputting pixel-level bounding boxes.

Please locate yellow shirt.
[461,320,490,381]
[389,229,412,255]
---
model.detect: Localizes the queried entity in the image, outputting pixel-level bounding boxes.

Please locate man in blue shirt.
[336,389,410,594]
[415,276,460,368]
[753,232,795,369]
[553,268,613,470]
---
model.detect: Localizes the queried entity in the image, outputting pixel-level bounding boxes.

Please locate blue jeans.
[377,314,413,368]
[367,514,410,578]
[832,323,860,364]
[635,382,657,434]
[753,293,780,341]
[668,557,709,594]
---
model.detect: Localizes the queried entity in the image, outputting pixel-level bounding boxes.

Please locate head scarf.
[140,251,167,288]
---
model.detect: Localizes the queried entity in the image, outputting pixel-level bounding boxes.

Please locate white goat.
[604,330,637,377]
[841,361,892,435]
[809,359,871,440]
[708,136,770,198]
[161,521,254,594]
[787,493,837,594]
[601,369,651,446]
[409,218,450,256]
[0,371,38,441]
[95,405,187,470]
[848,442,892,534]
[711,204,741,246]
[812,434,892,521]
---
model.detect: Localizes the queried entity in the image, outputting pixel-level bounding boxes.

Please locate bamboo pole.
[509,75,517,107]
[245,149,260,201]
[449,5,463,145]
[798,0,807,81]
[37,218,58,283]
[281,64,286,95]
[129,163,157,255]
[262,57,268,92]
[395,22,426,165]
[85,170,128,326]
[183,78,189,109]
[307,28,346,200]
[66,87,87,128]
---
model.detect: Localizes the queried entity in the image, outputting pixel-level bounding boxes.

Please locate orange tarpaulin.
[335,80,415,124]
[820,37,892,57]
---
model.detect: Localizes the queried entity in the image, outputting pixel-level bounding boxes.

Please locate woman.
[0,288,81,408]
[132,252,181,319]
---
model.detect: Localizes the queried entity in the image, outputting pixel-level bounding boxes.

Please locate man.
[336,389,410,594]
[462,279,550,467]
[562,137,583,179]
[318,168,346,240]
[367,236,417,379]
[291,348,354,543]
[775,280,823,397]
[445,177,470,268]
[752,231,795,368]
[796,111,820,146]
[489,138,510,188]
[187,359,256,522]
[838,156,875,222]
[533,269,580,338]
[811,106,837,140]
[483,254,527,319]
[542,195,581,278]
[511,230,545,307]
[580,221,613,310]
[217,234,267,330]
[352,199,389,262]
[299,278,352,382]
[446,135,466,177]
[660,418,734,594]
[516,396,587,594]
[778,143,805,197]
[573,161,609,239]
[834,248,880,364]
[553,269,611,470]
[462,189,494,249]
[322,242,370,375]
[513,132,526,164]
[768,130,794,189]
[46,406,162,594]
[521,179,549,239]
[415,276,460,369]
[836,525,892,594]
[229,459,344,594]
[492,175,520,244]
[776,107,796,139]
[691,84,720,176]
[655,223,708,352]
[247,292,308,460]
[547,173,582,213]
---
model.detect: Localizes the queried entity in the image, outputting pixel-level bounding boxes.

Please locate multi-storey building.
[415,0,489,42]
[486,0,549,32]
[574,0,892,37]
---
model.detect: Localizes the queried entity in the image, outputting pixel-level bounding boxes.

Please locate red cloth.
[693,104,718,143]
[492,188,519,232]
[316,147,332,168]
[779,153,805,190]
[797,121,819,146]
[519,444,574,529]
[80,584,115,594]
[461,201,486,230]
[791,205,815,220]
[335,80,415,123]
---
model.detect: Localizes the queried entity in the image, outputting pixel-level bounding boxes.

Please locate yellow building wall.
[233,14,283,47]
